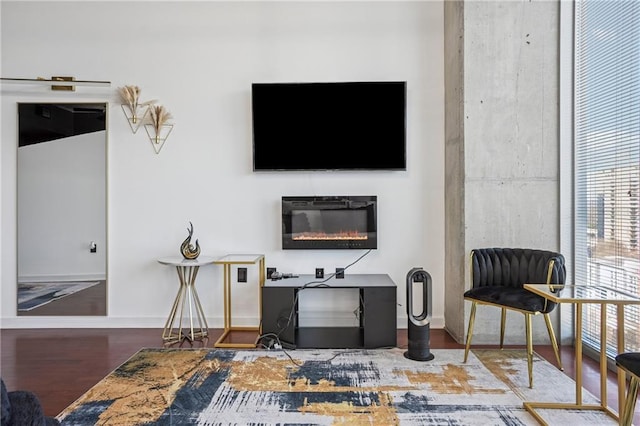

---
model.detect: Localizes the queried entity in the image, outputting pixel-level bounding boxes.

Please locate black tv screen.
[252,81,406,171]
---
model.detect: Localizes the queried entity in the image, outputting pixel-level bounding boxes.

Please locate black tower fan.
[404,267,434,361]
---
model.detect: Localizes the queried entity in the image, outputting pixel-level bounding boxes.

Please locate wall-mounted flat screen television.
[252,81,406,171]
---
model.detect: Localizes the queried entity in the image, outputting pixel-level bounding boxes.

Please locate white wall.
[1,1,445,328]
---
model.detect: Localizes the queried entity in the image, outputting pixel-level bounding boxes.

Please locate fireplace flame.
[292,231,368,241]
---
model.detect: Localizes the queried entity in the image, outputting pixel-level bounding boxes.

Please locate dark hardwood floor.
[1,328,638,424]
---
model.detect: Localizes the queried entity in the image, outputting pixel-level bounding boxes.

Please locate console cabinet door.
[261,287,296,345]
[363,287,397,348]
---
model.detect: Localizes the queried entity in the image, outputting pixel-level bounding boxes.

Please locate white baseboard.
[18,273,106,283]
[0,315,446,330]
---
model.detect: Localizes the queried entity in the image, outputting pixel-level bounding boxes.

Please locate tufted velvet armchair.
[463,248,566,388]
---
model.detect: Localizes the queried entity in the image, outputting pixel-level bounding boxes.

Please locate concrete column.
[444,0,561,344]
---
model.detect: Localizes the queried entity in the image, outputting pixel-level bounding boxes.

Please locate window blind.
[574,0,640,357]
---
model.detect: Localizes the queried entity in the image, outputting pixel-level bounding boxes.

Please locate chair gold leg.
[525,313,534,388]
[500,308,507,349]
[543,313,563,371]
[621,377,639,426]
[464,302,477,363]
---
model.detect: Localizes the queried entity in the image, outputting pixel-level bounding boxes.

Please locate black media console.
[261,274,397,349]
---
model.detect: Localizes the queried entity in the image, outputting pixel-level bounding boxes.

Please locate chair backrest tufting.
[471,248,566,290]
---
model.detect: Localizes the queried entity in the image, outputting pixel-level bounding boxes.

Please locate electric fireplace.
[282,196,377,250]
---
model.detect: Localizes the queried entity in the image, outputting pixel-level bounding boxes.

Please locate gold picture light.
[1,76,111,91]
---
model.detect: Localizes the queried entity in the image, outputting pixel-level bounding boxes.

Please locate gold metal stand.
[213,254,265,348]
[523,284,640,425]
[158,256,215,345]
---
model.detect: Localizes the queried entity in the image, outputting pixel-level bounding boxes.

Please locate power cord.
[353,292,365,321]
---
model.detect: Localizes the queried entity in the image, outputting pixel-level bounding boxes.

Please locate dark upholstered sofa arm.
[1,379,60,426]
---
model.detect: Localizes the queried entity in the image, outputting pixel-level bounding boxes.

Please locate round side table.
[157,256,216,344]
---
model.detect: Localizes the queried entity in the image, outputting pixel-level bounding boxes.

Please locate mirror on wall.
[17,102,107,316]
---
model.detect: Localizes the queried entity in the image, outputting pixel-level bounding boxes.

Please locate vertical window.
[575,0,640,356]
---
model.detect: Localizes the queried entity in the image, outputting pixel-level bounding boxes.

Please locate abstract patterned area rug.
[17,281,101,311]
[57,348,616,425]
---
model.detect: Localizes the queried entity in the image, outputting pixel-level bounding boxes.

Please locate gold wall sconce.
[119,85,155,133]
[145,104,173,154]
[50,76,75,91]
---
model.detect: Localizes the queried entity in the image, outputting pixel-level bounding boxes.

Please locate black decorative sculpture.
[180,222,201,260]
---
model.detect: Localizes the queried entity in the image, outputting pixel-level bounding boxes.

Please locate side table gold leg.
[176,267,188,341]
[164,268,190,343]
[575,302,583,404]
[185,266,198,340]
[187,281,195,340]
[224,264,231,330]
[600,303,608,409]
[191,283,209,333]
[259,257,265,334]
[175,264,209,342]
[162,289,180,342]
[617,304,626,417]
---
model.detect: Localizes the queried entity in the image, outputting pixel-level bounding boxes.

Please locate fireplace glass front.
[282,196,377,250]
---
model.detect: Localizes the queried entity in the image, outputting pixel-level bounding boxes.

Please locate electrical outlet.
[267,267,276,279]
[238,267,247,283]
[335,267,344,279]
[315,268,324,279]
